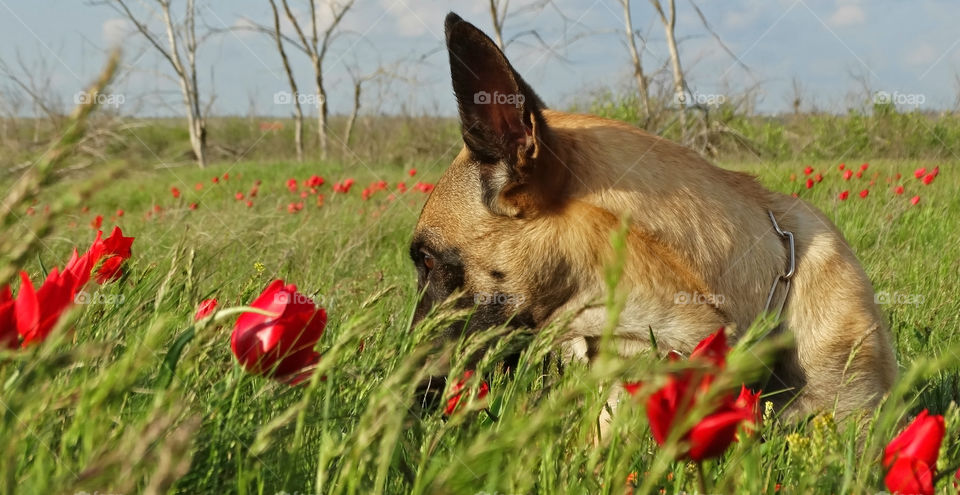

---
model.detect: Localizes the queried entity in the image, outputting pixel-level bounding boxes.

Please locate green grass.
[1,156,959,494]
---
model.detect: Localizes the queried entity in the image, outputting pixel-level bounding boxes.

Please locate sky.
[1,0,959,118]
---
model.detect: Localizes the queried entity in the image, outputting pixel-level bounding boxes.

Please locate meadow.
[1,134,959,494]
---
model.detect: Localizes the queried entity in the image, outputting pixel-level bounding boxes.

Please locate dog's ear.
[445,12,566,217]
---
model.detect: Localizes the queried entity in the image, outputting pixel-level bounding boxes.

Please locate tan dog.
[410,12,896,419]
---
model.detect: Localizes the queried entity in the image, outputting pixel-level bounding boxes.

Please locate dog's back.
[411,13,897,420]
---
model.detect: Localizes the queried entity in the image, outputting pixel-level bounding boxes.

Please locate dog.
[410,12,896,421]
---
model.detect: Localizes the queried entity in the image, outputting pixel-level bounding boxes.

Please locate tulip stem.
[696,461,709,495]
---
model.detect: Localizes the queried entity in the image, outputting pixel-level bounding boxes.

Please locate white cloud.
[102,18,130,46]
[827,4,865,27]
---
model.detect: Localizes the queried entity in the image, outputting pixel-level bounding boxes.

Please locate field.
[1,139,959,494]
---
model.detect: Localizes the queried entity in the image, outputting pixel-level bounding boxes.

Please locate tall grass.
[1,65,958,493]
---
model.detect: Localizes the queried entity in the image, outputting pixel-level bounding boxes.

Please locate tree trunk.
[293,107,303,162]
[268,0,303,162]
[621,0,650,122]
[186,110,206,168]
[315,71,328,160]
[343,81,361,156]
[651,0,686,141]
[662,0,687,141]
[488,0,505,49]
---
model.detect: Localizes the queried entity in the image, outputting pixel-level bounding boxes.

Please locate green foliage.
[0,155,958,494]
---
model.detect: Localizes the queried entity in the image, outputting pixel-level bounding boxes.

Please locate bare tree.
[0,85,24,144]
[953,72,960,113]
[0,50,65,143]
[789,77,804,117]
[102,0,209,167]
[268,0,304,162]
[488,0,508,49]
[279,0,355,160]
[487,0,557,52]
[618,0,651,121]
[649,0,687,140]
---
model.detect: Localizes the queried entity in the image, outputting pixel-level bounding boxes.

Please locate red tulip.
[397,181,407,192]
[195,183,203,191]
[15,269,77,347]
[734,384,762,427]
[414,182,435,193]
[803,166,813,175]
[637,329,760,461]
[860,163,869,171]
[286,178,298,192]
[231,280,327,381]
[116,209,124,217]
[953,466,959,490]
[921,173,935,185]
[408,168,417,177]
[73,227,133,285]
[91,215,103,229]
[245,200,254,208]
[855,171,863,178]
[884,458,934,495]
[65,226,135,286]
[896,173,902,179]
[212,176,219,184]
[884,410,945,469]
[361,188,372,201]
[894,185,904,195]
[222,173,229,180]
[189,202,198,210]
[444,370,490,415]
[843,170,853,180]
[171,187,181,199]
[686,401,755,461]
[0,285,17,349]
[689,327,729,367]
[838,163,846,170]
[930,166,939,178]
[910,196,921,206]
[805,179,814,189]
[814,173,823,183]
[194,298,218,321]
[914,167,927,179]
[838,190,849,200]
[305,175,324,188]
[859,189,869,198]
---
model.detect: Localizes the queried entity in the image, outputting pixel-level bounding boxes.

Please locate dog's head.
[410,13,590,347]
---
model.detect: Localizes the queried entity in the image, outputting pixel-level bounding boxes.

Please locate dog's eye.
[421,250,435,271]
